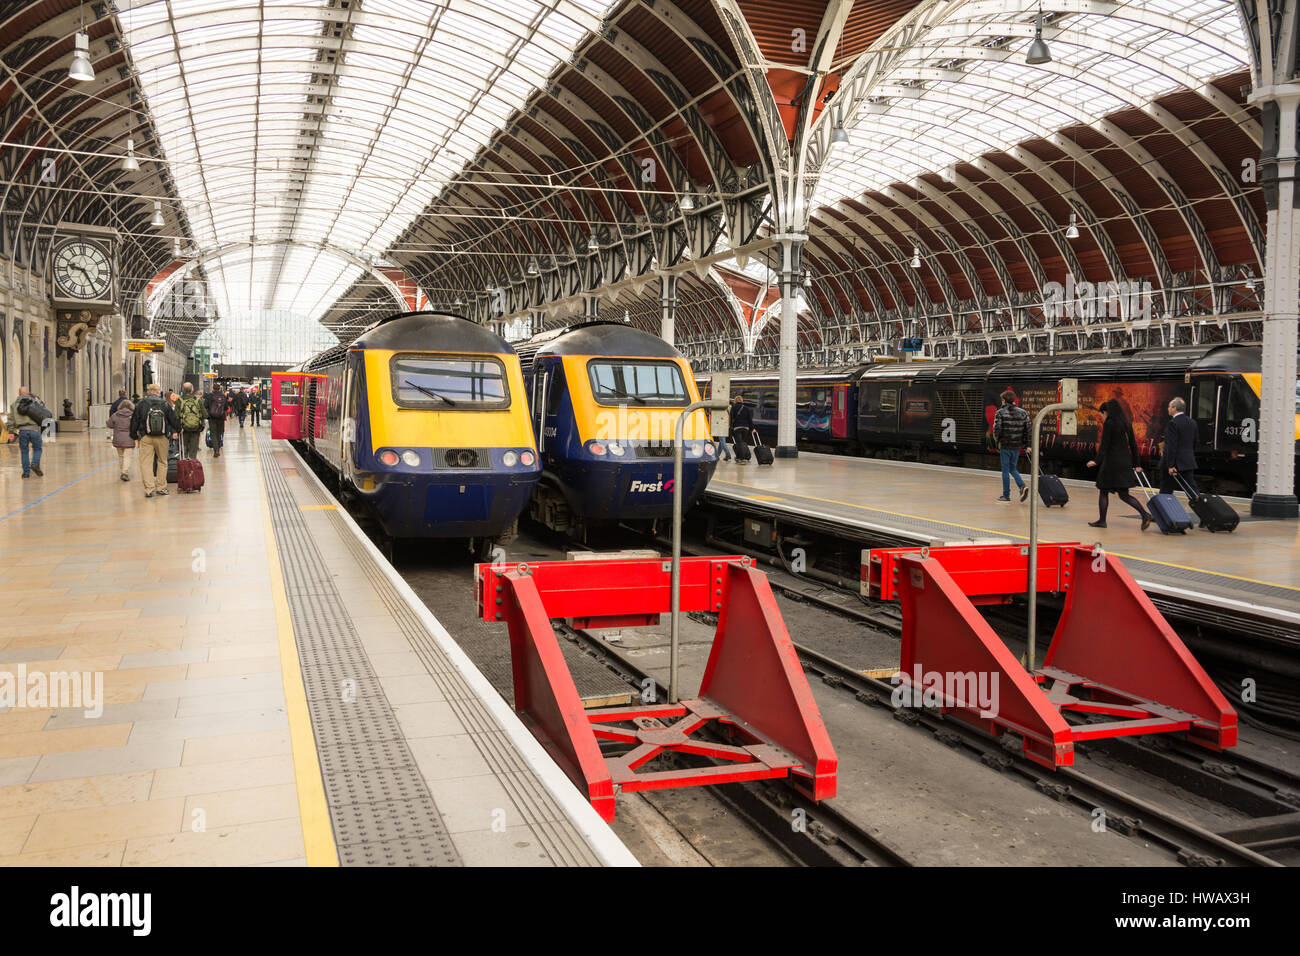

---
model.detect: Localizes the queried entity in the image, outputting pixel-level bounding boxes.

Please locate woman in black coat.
[1085,399,1152,530]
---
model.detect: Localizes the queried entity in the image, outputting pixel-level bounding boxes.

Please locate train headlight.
[589,442,607,456]
[401,450,420,467]
[704,442,716,457]
[502,451,519,467]
[608,442,625,456]
[520,450,536,467]
[378,449,400,467]
[690,442,704,457]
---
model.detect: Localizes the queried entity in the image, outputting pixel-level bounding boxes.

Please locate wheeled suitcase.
[1137,470,1191,534]
[752,431,774,466]
[732,427,752,462]
[177,457,205,493]
[1177,475,1237,532]
[166,435,179,483]
[1038,473,1068,507]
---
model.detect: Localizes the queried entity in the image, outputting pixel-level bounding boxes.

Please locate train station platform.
[707,453,1300,627]
[0,426,634,867]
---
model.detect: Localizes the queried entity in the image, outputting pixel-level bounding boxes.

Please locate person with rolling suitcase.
[729,395,753,465]
[1158,397,1201,496]
[1176,474,1237,532]
[752,430,774,466]
[992,390,1030,502]
[1086,399,1153,530]
[1136,469,1191,534]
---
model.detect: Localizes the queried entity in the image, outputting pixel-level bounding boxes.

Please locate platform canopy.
[0,0,1276,360]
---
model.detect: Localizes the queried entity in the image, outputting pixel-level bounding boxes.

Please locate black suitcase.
[160,436,179,483]
[1038,473,1068,507]
[732,427,752,462]
[752,431,774,466]
[1178,476,1238,532]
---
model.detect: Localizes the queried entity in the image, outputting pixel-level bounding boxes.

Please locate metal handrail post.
[671,398,728,702]
[1027,400,1074,671]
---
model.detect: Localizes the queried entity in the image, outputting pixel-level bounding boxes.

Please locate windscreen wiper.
[405,379,457,405]
[604,389,646,404]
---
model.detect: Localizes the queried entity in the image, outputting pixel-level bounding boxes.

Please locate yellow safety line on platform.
[252,429,339,867]
[299,504,337,511]
[713,480,1298,595]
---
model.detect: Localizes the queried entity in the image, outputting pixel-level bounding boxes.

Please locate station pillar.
[1250,83,1300,518]
[659,273,678,346]
[775,234,804,459]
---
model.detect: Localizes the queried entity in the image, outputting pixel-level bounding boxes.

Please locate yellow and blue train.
[515,322,717,534]
[272,311,541,549]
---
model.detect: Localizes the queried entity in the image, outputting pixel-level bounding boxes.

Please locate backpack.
[206,392,225,417]
[178,395,203,431]
[146,399,167,436]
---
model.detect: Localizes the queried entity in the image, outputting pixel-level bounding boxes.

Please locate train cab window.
[1226,379,1256,422]
[587,360,688,406]
[880,389,898,412]
[279,380,300,405]
[1194,382,1216,420]
[546,370,564,415]
[389,353,509,409]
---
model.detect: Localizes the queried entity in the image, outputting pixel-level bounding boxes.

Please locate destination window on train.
[389,353,509,409]
[587,360,689,406]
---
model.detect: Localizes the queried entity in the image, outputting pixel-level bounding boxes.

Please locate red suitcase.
[177,458,205,493]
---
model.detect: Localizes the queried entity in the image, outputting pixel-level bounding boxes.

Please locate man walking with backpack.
[6,387,49,478]
[992,389,1031,502]
[130,383,180,498]
[176,382,206,459]
[205,385,229,457]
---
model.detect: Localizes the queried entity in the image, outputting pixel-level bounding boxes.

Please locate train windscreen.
[389,353,509,408]
[587,360,689,406]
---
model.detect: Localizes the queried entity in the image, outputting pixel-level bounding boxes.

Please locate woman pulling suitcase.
[1085,399,1152,531]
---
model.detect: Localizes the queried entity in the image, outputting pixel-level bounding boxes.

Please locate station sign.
[127,339,166,353]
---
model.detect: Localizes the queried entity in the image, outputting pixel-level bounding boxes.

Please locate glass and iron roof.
[814,0,1249,208]
[117,0,618,322]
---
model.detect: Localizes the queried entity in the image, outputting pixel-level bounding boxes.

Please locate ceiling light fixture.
[680,191,695,211]
[1026,2,1052,65]
[69,30,94,82]
[911,246,921,269]
[122,137,140,172]
[172,238,182,257]
[587,234,599,253]
[831,108,850,147]
[1242,268,1257,291]
[1065,212,1080,239]
[151,200,164,228]
[526,257,538,275]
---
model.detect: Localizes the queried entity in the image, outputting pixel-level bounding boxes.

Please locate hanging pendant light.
[911,246,921,269]
[831,107,850,147]
[172,238,182,257]
[454,296,464,307]
[1065,212,1080,239]
[122,137,140,172]
[679,191,695,211]
[526,257,538,275]
[151,200,164,228]
[587,234,599,253]
[1025,3,1051,65]
[69,31,94,82]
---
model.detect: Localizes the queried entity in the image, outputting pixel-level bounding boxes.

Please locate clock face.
[53,240,113,300]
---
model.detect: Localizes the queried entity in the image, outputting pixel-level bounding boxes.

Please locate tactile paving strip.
[285,447,604,867]
[259,439,461,867]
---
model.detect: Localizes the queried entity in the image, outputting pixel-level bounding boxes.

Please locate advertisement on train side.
[986,380,1185,458]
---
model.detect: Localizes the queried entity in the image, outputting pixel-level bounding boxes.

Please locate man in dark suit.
[1159,396,1199,494]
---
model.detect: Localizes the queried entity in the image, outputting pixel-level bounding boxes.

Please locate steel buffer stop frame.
[476,555,837,821]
